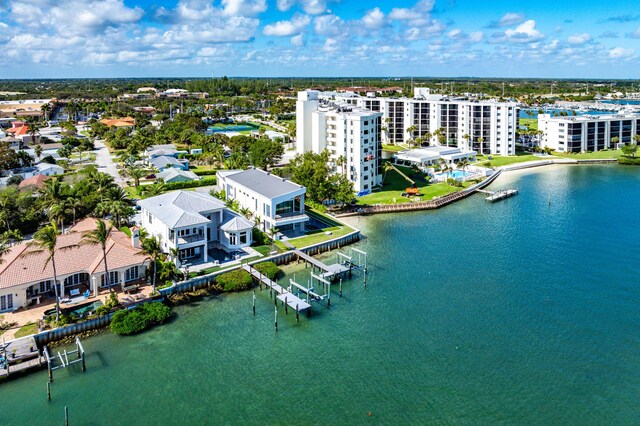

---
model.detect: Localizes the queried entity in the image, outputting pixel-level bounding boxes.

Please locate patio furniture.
[70,289,80,297]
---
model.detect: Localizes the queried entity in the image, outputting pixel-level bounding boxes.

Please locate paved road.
[94,139,124,186]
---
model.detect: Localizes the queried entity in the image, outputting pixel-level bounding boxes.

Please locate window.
[0,294,13,312]
[64,273,88,287]
[230,234,237,245]
[240,232,247,244]
[148,213,153,224]
[39,280,52,293]
[125,266,139,282]
[101,271,119,287]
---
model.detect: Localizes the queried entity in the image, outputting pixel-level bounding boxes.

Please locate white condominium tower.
[296,90,382,195]
[314,88,518,156]
[538,113,640,153]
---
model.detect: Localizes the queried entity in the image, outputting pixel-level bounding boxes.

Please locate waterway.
[2,165,640,424]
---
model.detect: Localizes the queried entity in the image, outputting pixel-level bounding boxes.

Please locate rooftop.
[138,190,226,228]
[156,168,199,181]
[221,168,305,199]
[0,218,147,290]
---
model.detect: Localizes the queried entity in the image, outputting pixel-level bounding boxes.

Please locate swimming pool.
[207,124,258,133]
[448,170,472,179]
[43,300,103,319]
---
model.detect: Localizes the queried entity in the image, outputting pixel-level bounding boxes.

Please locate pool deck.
[0,286,154,341]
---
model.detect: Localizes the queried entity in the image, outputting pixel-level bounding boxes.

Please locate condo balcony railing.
[274,212,309,222]
[177,234,205,244]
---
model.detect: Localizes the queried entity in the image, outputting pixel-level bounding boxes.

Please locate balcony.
[274,212,309,226]
[177,234,205,245]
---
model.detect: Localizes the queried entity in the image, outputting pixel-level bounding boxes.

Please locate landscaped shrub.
[254,261,280,280]
[162,176,217,191]
[215,269,253,292]
[446,178,463,187]
[618,157,640,165]
[110,302,172,335]
[193,169,218,176]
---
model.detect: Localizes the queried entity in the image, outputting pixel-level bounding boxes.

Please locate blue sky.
[0,0,638,78]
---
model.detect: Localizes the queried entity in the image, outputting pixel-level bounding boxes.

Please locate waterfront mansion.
[138,190,254,264]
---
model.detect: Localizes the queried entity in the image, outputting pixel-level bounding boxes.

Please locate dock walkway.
[292,249,350,280]
[242,265,311,311]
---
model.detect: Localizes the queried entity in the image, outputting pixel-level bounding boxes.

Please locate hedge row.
[193,169,218,176]
[254,261,280,280]
[216,269,253,292]
[618,157,640,165]
[110,302,173,335]
[163,176,217,190]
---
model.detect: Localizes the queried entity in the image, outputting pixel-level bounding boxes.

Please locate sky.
[0,0,639,79]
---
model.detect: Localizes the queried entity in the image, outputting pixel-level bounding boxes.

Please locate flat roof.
[222,168,305,200]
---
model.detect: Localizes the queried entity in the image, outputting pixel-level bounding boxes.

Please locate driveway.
[94,139,125,186]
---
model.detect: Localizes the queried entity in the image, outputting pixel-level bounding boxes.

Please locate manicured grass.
[282,225,354,249]
[252,244,277,256]
[519,118,538,131]
[382,144,407,152]
[551,150,622,160]
[191,165,218,172]
[14,322,38,338]
[473,153,544,167]
[356,164,471,205]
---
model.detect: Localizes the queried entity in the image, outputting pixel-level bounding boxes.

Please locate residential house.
[138,191,254,264]
[148,155,188,171]
[217,168,308,234]
[156,168,200,183]
[0,218,149,312]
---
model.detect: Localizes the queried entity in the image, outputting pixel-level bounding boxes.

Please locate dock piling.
[65,406,69,426]
[274,305,278,332]
[339,278,342,297]
[47,382,51,401]
[285,297,288,314]
[296,304,299,322]
[252,291,256,316]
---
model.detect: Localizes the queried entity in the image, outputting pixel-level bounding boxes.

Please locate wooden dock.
[292,249,351,281]
[242,265,311,311]
[0,336,44,378]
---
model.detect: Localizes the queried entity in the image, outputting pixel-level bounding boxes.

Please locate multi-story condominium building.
[138,191,254,264]
[314,89,518,156]
[296,90,383,195]
[216,168,308,234]
[538,113,640,153]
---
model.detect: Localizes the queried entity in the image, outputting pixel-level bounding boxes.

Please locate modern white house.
[138,191,254,264]
[217,168,308,234]
[538,113,640,153]
[313,88,518,156]
[0,219,149,312]
[296,90,383,195]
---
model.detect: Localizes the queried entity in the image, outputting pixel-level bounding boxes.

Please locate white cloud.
[567,33,590,45]
[263,14,310,36]
[609,47,634,58]
[221,0,267,17]
[498,12,525,27]
[322,37,339,52]
[504,20,543,43]
[276,0,296,12]
[314,14,344,37]
[626,26,640,38]
[301,0,327,15]
[290,34,304,46]
[362,7,385,29]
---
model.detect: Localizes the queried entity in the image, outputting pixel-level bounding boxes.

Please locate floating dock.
[0,336,44,379]
[482,189,518,202]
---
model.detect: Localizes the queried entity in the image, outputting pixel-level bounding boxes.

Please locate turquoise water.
[207,124,258,133]
[2,165,640,424]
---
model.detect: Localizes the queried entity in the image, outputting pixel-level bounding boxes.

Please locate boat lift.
[43,336,86,383]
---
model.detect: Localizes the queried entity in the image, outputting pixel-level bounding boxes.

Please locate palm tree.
[39,178,68,209]
[267,227,279,252]
[458,158,470,181]
[0,238,9,265]
[89,172,115,202]
[477,137,485,155]
[336,155,347,175]
[81,220,114,294]
[239,207,252,219]
[25,222,63,321]
[41,103,52,121]
[382,161,394,184]
[462,134,471,149]
[143,183,165,197]
[141,235,163,294]
[127,166,146,188]
[406,125,418,144]
[169,247,181,267]
[66,197,83,225]
[34,143,43,160]
[49,203,66,234]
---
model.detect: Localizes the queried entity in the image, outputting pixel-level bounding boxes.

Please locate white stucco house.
[216,168,308,234]
[137,191,254,264]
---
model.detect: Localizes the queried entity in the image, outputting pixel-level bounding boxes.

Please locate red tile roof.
[18,174,51,189]
[0,218,149,290]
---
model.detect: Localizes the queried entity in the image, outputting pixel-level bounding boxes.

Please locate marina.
[480,188,519,202]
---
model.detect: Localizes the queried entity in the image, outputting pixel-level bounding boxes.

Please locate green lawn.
[356,164,472,205]
[551,150,622,160]
[382,144,407,152]
[519,118,538,131]
[473,152,544,167]
[273,208,355,250]
[14,322,38,338]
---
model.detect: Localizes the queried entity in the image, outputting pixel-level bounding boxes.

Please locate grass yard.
[382,144,407,152]
[273,208,356,250]
[356,164,472,205]
[473,152,545,167]
[519,118,538,131]
[14,322,38,338]
[551,150,622,160]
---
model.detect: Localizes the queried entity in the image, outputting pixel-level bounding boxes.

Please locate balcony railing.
[274,212,309,223]
[177,234,205,244]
